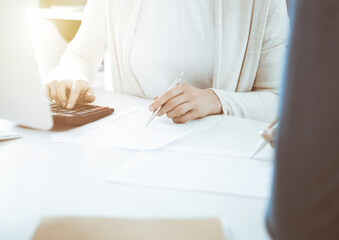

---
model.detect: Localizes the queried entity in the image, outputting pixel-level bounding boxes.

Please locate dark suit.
[267,0,339,239]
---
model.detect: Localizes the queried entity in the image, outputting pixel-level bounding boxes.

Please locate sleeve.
[46,0,108,84]
[211,0,290,122]
[267,0,339,239]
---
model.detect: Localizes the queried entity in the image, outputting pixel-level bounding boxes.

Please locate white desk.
[0,90,272,240]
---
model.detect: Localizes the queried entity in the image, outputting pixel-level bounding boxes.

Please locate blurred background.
[27,0,108,89]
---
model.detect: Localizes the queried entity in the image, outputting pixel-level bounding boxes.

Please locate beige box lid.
[32,217,225,240]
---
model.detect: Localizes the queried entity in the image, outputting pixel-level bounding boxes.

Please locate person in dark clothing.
[265,0,339,239]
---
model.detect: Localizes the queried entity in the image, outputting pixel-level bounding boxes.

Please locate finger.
[45,83,52,102]
[72,86,95,105]
[84,88,96,103]
[50,81,59,105]
[67,83,83,109]
[263,128,276,148]
[149,84,186,112]
[76,91,92,105]
[172,110,198,124]
[261,129,274,142]
[261,132,271,142]
[269,128,277,147]
[153,96,158,100]
[166,102,193,119]
[157,94,187,116]
[56,81,68,108]
[75,94,87,105]
[269,138,276,148]
[268,118,279,129]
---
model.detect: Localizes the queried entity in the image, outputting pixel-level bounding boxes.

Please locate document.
[32,217,224,240]
[107,146,273,198]
[52,108,225,151]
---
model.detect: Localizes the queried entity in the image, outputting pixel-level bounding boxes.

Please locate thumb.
[84,89,96,102]
[260,129,272,142]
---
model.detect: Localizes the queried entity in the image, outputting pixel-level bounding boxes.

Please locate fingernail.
[258,130,266,137]
[87,92,93,96]
[67,103,72,109]
[149,106,154,112]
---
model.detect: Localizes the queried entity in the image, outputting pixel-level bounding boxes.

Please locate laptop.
[0,1,114,130]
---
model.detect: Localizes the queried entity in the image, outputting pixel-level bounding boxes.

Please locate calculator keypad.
[49,103,114,126]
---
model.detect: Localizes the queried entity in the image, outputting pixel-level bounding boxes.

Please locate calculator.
[50,103,115,126]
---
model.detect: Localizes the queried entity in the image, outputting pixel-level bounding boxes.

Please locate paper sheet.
[52,108,225,151]
[107,146,273,198]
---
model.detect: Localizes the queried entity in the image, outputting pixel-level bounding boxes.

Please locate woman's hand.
[149,84,223,124]
[261,120,278,148]
[45,80,96,109]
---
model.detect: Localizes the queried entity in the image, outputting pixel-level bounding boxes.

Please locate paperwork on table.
[52,108,225,151]
[107,146,274,198]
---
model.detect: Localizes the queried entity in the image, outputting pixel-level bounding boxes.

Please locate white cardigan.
[48,0,290,122]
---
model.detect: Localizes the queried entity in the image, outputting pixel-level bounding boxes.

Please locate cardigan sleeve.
[46,0,108,84]
[211,0,290,122]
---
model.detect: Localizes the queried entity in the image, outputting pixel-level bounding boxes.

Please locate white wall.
[27,13,70,80]
[26,0,39,7]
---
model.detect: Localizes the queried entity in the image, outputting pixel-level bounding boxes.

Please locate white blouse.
[129,0,215,99]
[48,0,290,122]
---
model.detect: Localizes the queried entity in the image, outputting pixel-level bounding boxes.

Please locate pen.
[145,72,184,127]
[250,122,278,159]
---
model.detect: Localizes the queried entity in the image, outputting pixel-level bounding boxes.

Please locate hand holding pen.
[146,72,223,126]
[251,119,278,158]
[260,119,278,148]
[146,72,184,127]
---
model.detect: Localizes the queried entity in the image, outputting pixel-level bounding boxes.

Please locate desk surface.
[0,90,272,240]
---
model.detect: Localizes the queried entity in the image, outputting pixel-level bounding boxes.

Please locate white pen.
[250,122,278,159]
[145,72,184,127]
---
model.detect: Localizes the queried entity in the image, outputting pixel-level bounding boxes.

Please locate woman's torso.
[128,0,215,98]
